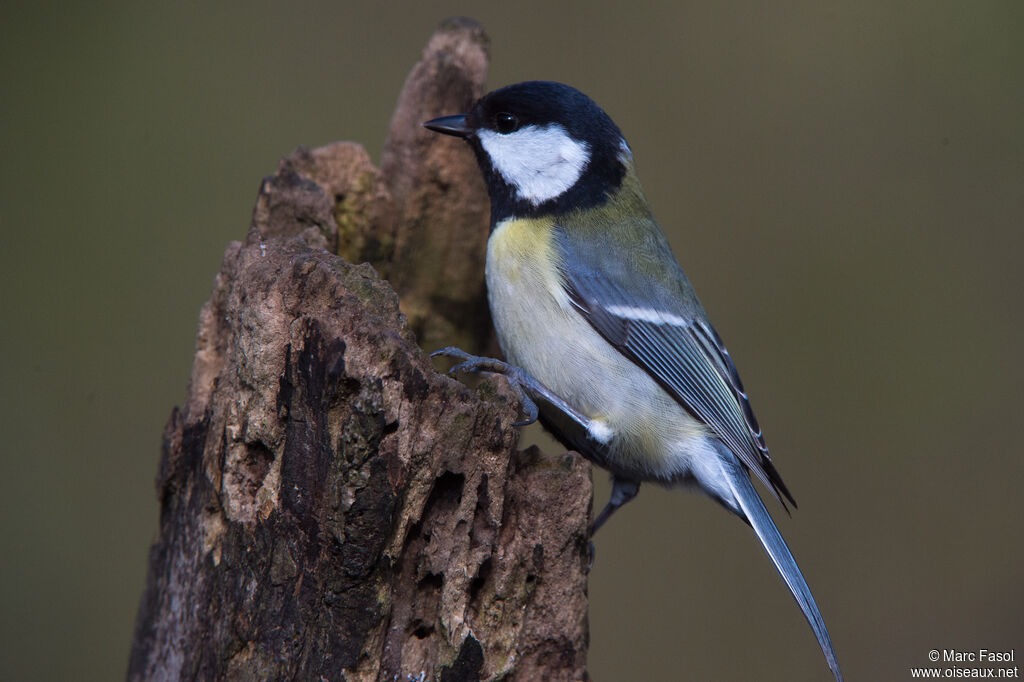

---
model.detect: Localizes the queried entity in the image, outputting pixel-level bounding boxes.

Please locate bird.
[423,80,842,682]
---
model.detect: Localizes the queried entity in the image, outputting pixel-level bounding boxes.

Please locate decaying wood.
[381,17,494,357]
[128,18,592,682]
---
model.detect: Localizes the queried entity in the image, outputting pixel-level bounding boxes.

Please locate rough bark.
[381,17,495,356]
[128,18,591,682]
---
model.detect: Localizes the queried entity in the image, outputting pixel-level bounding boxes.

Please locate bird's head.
[424,81,632,223]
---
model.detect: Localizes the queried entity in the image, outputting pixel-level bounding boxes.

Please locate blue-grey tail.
[720,456,844,682]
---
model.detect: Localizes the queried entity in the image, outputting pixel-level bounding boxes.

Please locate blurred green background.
[2,2,1021,680]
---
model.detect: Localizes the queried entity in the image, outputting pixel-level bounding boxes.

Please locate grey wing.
[564,262,796,510]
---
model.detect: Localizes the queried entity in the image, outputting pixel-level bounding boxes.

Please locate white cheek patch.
[478,124,591,205]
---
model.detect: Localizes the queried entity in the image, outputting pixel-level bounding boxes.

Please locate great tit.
[424,80,842,682]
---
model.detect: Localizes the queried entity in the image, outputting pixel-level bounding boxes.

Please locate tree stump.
[128,18,592,682]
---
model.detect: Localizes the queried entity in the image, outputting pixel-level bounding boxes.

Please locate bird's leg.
[434,347,640,568]
[585,476,641,568]
[590,476,640,536]
[431,346,591,429]
[433,348,642,534]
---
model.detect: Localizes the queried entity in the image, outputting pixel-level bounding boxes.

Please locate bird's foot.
[430,347,541,426]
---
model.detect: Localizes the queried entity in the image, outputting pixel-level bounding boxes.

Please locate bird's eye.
[494,112,520,134]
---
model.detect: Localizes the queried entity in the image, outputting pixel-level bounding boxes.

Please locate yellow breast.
[485,217,707,481]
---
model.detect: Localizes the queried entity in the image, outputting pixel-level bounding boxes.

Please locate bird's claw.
[431,347,540,426]
[508,381,539,426]
[430,346,472,362]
